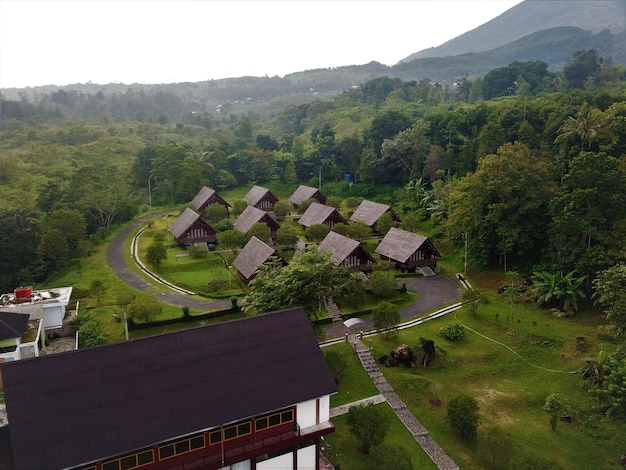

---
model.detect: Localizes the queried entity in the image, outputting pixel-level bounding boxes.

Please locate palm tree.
[532,270,587,313]
[554,101,617,150]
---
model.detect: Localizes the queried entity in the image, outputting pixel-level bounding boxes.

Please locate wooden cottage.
[298,202,347,230]
[168,207,217,245]
[288,185,326,209]
[233,236,285,283]
[243,185,279,211]
[0,308,336,470]
[350,200,401,231]
[375,227,441,272]
[318,231,375,273]
[234,205,280,239]
[190,186,231,214]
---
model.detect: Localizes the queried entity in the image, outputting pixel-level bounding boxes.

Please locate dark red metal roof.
[1,307,336,470]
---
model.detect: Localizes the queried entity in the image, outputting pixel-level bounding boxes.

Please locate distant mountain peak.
[401,0,626,62]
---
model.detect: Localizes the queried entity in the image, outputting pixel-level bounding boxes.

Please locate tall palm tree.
[554,101,617,150]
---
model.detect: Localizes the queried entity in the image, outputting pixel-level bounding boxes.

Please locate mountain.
[401,0,626,62]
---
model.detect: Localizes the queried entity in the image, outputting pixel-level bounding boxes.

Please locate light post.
[228,265,232,287]
[148,174,155,209]
[462,232,468,276]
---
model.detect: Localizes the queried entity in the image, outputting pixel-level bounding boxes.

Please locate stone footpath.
[349,335,460,470]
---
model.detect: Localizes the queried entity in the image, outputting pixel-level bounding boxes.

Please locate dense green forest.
[1,50,625,296]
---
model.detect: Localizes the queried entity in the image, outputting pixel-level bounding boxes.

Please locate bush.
[153,231,165,241]
[439,323,465,341]
[370,270,396,299]
[188,244,207,258]
[207,279,227,292]
[447,394,480,442]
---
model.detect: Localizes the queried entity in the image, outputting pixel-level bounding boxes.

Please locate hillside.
[402,0,626,61]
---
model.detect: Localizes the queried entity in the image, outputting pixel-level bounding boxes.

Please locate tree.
[593,263,626,344]
[380,119,430,183]
[0,209,40,292]
[38,226,70,275]
[370,270,397,299]
[532,270,587,313]
[90,279,106,305]
[346,221,371,240]
[554,101,617,150]
[598,356,626,418]
[47,207,86,250]
[447,394,480,441]
[375,212,396,235]
[462,288,487,314]
[369,445,413,470]
[217,229,248,253]
[275,224,299,248]
[542,393,569,431]
[563,49,601,89]
[481,427,512,470]
[273,200,292,220]
[346,404,390,454]
[127,297,162,323]
[231,200,248,217]
[244,246,363,320]
[373,301,401,338]
[204,203,228,222]
[304,223,330,242]
[145,241,167,266]
[446,142,558,269]
[247,223,270,244]
[71,314,107,348]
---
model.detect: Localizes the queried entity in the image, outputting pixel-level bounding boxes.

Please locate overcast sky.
[0,0,524,89]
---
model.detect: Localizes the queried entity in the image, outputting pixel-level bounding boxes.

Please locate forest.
[1,47,626,468]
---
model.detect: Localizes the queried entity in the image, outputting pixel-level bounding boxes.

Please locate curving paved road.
[107,215,462,339]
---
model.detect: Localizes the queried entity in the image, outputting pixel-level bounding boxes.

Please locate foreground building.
[0,307,336,470]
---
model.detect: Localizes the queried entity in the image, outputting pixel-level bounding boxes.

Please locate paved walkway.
[337,335,460,470]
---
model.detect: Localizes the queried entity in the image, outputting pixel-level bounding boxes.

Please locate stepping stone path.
[324,297,342,323]
[349,335,460,470]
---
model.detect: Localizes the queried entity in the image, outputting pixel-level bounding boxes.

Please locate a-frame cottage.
[318,231,375,273]
[376,227,441,272]
[288,185,326,210]
[234,205,281,240]
[168,207,217,245]
[298,202,347,230]
[190,186,231,214]
[233,236,285,283]
[350,200,401,232]
[0,308,337,470]
[243,185,279,211]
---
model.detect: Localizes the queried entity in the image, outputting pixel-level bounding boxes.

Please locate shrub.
[215,218,234,232]
[127,297,162,323]
[207,279,227,292]
[447,394,480,442]
[153,231,165,241]
[439,323,465,341]
[370,270,396,299]
[188,244,207,258]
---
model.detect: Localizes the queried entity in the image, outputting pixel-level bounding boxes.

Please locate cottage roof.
[288,185,322,206]
[350,200,395,227]
[233,237,277,280]
[318,231,361,265]
[190,186,230,211]
[1,308,336,470]
[244,185,276,206]
[168,207,203,239]
[0,311,29,340]
[298,203,346,228]
[234,205,277,234]
[375,227,440,262]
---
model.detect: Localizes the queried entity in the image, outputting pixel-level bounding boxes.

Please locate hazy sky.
[0,0,524,89]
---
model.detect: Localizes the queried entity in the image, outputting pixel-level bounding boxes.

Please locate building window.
[255,408,294,431]
[208,421,253,446]
[102,450,154,470]
[158,434,205,460]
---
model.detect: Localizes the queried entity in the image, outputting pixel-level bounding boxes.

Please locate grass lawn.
[366,293,623,469]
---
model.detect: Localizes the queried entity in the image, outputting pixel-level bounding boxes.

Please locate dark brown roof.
[318,231,360,265]
[375,227,440,262]
[190,186,230,211]
[0,312,29,341]
[234,205,279,234]
[298,203,347,228]
[1,308,336,470]
[350,200,399,227]
[243,185,277,206]
[233,237,277,280]
[168,207,203,239]
[288,185,323,206]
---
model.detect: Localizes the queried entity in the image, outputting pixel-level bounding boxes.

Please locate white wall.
[257,451,292,470]
[43,305,64,329]
[297,443,316,470]
[296,399,317,428]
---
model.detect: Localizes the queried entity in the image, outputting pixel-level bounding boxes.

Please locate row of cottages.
[350,200,401,232]
[169,186,229,246]
[288,185,326,210]
[0,308,337,470]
